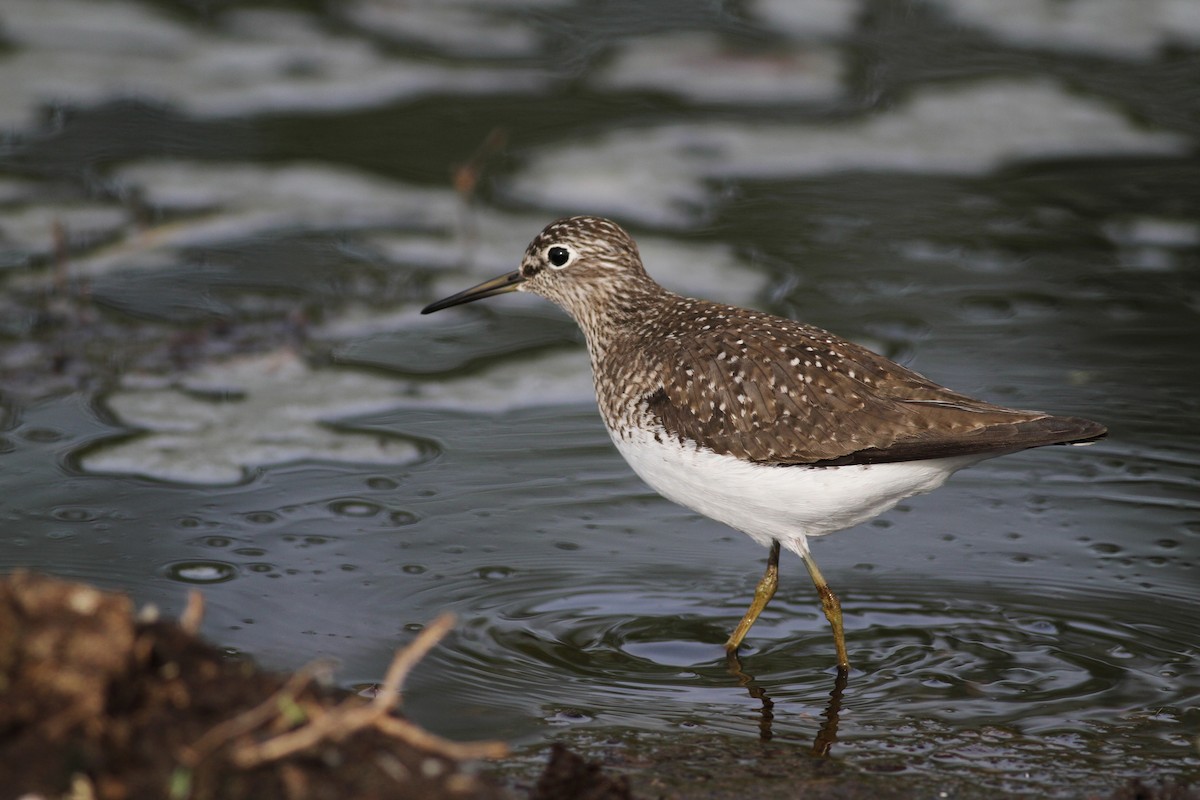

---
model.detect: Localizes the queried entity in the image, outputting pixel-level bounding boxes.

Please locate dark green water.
[1,1,1198,796]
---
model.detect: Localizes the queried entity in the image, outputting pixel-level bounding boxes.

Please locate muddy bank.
[0,572,511,800]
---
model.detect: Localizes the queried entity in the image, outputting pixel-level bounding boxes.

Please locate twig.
[230,697,368,767]
[228,613,505,768]
[181,661,330,766]
[230,614,455,767]
[372,613,456,710]
[452,127,508,201]
[374,716,507,760]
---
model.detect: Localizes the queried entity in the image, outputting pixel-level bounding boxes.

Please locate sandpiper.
[422,216,1106,674]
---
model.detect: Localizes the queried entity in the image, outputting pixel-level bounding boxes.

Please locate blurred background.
[1,0,1197,795]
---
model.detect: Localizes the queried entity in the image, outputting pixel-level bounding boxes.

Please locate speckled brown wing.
[636,303,1106,466]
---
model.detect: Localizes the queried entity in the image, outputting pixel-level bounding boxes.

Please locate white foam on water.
[0,0,547,130]
[1102,216,1200,272]
[341,0,552,58]
[751,0,863,38]
[1103,217,1200,249]
[82,346,598,485]
[0,203,129,260]
[933,0,1200,58]
[82,350,423,485]
[113,160,460,224]
[507,79,1190,226]
[52,161,460,278]
[399,349,596,412]
[595,31,844,104]
[369,211,561,283]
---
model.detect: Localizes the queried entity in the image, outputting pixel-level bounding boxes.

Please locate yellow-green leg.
[724,540,780,652]
[801,551,850,674]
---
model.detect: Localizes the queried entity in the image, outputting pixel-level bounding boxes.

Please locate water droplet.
[244,511,278,525]
[329,499,381,517]
[367,477,398,490]
[165,560,237,584]
[389,510,420,526]
[478,566,515,580]
[546,708,593,725]
[52,507,96,522]
[402,564,427,575]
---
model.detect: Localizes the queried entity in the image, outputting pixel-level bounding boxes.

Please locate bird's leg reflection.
[725,651,774,741]
[725,652,848,754]
[810,668,847,757]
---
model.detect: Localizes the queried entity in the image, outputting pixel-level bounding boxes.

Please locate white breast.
[609,425,982,558]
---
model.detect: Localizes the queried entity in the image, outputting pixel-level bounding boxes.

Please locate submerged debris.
[532,744,633,800]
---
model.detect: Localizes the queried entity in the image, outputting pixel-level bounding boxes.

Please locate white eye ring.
[545,244,575,270]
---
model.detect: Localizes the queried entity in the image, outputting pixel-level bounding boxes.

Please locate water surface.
[1,1,1198,796]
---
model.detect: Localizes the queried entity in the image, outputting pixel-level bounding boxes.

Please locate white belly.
[610,425,982,558]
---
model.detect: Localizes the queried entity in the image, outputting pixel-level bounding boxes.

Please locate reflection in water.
[811,671,847,759]
[726,651,776,741]
[726,651,847,756]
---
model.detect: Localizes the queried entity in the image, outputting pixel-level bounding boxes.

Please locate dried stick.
[374,716,507,760]
[229,613,505,768]
[372,613,457,709]
[230,614,455,767]
[182,661,330,766]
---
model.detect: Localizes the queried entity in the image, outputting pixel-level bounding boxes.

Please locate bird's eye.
[547,246,572,269]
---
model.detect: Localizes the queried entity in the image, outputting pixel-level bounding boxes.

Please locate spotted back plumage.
[516,216,1106,466]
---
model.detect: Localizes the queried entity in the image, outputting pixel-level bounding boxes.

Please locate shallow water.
[1,1,1198,796]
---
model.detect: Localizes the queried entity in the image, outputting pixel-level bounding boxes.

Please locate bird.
[421,215,1106,675]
